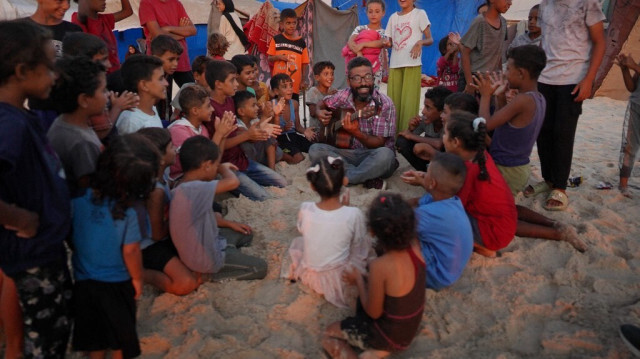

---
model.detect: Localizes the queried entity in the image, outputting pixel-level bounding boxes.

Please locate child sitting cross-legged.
[116,55,168,134]
[402,152,473,290]
[323,193,425,358]
[169,136,268,280]
[137,127,201,295]
[233,90,283,170]
[397,85,453,171]
[70,133,158,359]
[271,73,315,164]
[283,156,373,308]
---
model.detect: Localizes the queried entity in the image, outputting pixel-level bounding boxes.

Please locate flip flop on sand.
[523,181,551,198]
[544,189,569,211]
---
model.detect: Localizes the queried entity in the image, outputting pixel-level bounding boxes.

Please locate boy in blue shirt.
[0,20,72,358]
[403,152,473,290]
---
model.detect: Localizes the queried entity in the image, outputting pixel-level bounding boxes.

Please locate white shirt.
[538,0,606,85]
[385,8,430,68]
[115,107,162,134]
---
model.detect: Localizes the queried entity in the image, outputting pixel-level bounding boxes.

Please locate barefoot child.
[616,53,640,198]
[397,86,452,171]
[284,156,372,308]
[169,136,268,280]
[137,128,201,295]
[402,152,473,290]
[323,193,425,357]
[385,0,433,131]
[71,133,158,358]
[48,56,108,197]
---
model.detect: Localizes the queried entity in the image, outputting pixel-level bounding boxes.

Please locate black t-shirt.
[24,18,82,112]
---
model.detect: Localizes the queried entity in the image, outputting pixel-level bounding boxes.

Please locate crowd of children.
[0,0,615,356]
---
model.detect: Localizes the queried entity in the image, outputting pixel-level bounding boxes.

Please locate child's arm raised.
[123,241,143,299]
[0,200,39,238]
[215,162,240,194]
[344,259,386,319]
[112,0,133,22]
[616,54,640,93]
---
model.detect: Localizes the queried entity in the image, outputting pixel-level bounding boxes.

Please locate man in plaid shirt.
[310,57,398,189]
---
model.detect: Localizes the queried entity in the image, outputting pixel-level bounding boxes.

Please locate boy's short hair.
[121,55,164,93]
[233,90,256,110]
[312,61,335,76]
[179,136,220,173]
[230,55,254,73]
[270,73,292,90]
[424,86,453,112]
[347,56,372,72]
[51,56,106,114]
[207,32,230,57]
[62,32,107,58]
[444,93,479,115]
[365,0,385,11]
[0,20,53,86]
[192,55,213,75]
[137,127,172,154]
[438,36,449,56]
[507,45,547,80]
[531,4,539,11]
[150,35,184,57]
[205,60,237,90]
[430,152,467,195]
[280,8,297,21]
[179,85,210,114]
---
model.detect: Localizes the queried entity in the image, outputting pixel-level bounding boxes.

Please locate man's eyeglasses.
[349,74,374,83]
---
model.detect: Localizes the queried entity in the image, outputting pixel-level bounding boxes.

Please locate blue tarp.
[334,0,486,75]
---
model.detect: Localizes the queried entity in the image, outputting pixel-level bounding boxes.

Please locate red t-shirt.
[207,97,249,171]
[71,13,120,73]
[139,0,191,72]
[457,152,517,250]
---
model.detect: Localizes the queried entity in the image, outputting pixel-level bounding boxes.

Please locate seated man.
[310,57,397,189]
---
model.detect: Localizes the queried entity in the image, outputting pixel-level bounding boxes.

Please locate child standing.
[48,56,107,198]
[616,53,640,198]
[72,0,133,73]
[116,55,168,134]
[306,61,338,131]
[323,193,425,357]
[137,128,201,295]
[284,156,372,308]
[170,136,268,280]
[71,133,157,358]
[436,33,461,92]
[508,5,542,50]
[0,20,72,358]
[267,8,310,102]
[345,0,389,88]
[402,152,473,290]
[459,0,510,94]
[527,0,605,211]
[384,0,433,131]
[397,86,453,171]
[271,73,315,164]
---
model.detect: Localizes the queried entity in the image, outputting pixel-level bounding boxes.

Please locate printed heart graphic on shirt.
[394,24,412,50]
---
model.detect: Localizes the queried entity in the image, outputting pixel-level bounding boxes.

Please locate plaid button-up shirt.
[322,88,396,150]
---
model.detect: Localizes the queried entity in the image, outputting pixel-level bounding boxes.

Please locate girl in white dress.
[285,156,373,308]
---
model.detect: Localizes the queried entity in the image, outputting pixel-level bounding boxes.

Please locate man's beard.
[351,85,374,103]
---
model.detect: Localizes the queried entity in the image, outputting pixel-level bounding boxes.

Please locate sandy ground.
[117,96,640,358]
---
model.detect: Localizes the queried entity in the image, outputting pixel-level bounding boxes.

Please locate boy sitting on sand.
[169,136,267,280]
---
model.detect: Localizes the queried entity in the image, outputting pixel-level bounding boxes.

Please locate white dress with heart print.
[384,7,430,69]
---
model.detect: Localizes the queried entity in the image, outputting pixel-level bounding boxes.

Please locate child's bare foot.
[553,222,587,252]
[473,244,499,258]
[620,185,633,198]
